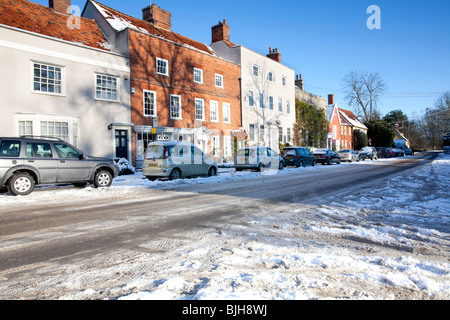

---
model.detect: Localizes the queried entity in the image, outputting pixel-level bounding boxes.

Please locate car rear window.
[282,149,296,156]
[314,149,327,154]
[0,140,21,157]
[145,145,166,159]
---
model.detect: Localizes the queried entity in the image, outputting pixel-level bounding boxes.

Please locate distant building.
[294,74,327,111]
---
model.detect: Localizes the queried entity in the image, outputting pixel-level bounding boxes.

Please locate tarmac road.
[0,152,438,278]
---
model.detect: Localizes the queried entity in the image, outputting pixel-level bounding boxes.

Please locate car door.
[192,145,206,176]
[25,142,58,184]
[0,139,24,181]
[267,148,279,169]
[303,148,314,166]
[54,143,91,182]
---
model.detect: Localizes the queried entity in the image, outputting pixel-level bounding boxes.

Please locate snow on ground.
[0,154,449,300]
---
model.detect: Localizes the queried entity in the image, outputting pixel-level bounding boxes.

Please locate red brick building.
[83,1,242,166]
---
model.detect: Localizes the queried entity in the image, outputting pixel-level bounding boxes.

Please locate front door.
[115,130,128,159]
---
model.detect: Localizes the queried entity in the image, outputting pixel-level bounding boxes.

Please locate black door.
[115,130,128,159]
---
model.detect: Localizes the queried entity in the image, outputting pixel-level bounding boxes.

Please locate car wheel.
[279,161,284,170]
[169,168,181,180]
[257,163,263,172]
[8,172,35,196]
[94,170,113,188]
[312,160,316,167]
[208,166,217,177]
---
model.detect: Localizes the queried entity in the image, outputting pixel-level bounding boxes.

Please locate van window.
[145,145,166,159]
[0,140,21,157]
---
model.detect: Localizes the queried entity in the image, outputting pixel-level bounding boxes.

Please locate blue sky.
[34,0,449,119]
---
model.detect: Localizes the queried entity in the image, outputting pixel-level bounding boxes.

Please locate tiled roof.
[0,0,112,51]
[90,0,216,56]
[339,108,368,129]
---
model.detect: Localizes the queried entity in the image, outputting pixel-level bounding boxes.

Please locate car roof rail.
[20,135,66,142]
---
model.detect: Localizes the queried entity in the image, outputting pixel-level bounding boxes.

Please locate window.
[279,127,283,143]
[210,101,219,122]
[282,76,287,87]
[259,125,265,142]
[54,143,80,159]
[211,136,220,156]
[249,90,254,107]
[287,100,291,114]
[195,98,205,121]
[249,124,255,141]
[224,136,232,158]
[287,128,291,143]
[260,93,264,109]
[144,90,157,117]
[269,96,274,110]
[26,143,52,158]
[267,71,274,82]
[215,74,223,88]
[157,58,169,76]
[253,65,260,77]
[278,98,283,112]
[41,121,69,142]
[223,103,231,123]
[0,140,21,157]
[19,121,33,136]
[170,95,182,119]
[194,68,203,83]
[33,63,62,95]
[96,74,118,101]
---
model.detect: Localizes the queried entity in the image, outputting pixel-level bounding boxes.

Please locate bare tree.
[343,71,387,122]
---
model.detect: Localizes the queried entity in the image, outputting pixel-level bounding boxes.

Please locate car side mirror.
[79,153,84,160]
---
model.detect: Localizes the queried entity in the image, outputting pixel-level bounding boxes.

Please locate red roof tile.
[0,0,112,51]
[90,0,216,56]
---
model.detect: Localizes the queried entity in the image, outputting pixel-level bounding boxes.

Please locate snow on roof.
[0,0,112,52]
[339,108,368,130]
[90,0,216,56]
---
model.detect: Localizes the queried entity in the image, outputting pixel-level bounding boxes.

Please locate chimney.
[328,94,335,105]
[212,20,230,43]
[142,4,171,31]
[267,47,281,63]
[295,74,304,91]
[49,0,71,14]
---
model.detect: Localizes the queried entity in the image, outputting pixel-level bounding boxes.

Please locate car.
[358,146,378,160]
[0,136,119,196]
[234,146,284,171]
[376,147,391,158]
[338,149,359,162]
[143,141,218,180]
[281,147,316,167]
[391,148,405,157]
[403,148,413,156]
[312,148,341,165]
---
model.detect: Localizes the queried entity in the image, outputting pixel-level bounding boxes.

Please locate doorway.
[115,129,129,159]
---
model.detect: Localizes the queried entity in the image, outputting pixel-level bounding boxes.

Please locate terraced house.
[0,0,132,160]
[83,1,242,166]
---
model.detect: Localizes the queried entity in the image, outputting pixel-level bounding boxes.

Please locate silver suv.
[0,137,119,196]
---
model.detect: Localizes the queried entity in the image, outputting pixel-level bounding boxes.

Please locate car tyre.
[279,161,284,170]
[169,168,181,180]
[8,172,35,196]
[94,170,113,188]
[208,166,217,177]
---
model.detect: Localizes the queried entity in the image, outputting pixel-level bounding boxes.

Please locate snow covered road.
[0,152,448,300]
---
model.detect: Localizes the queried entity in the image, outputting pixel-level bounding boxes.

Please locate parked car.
[281,147,316,167]
[403,148,413,156]
[391,148,405,157]
[312,148,341,165]
[0,136,119,196]
[377,147,391,158]
[235,146,284,171]
[338,149,359,162]
[143,142,218,180]
[358,146,378,160]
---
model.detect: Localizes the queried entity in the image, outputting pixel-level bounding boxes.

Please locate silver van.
[143,142,218,180]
